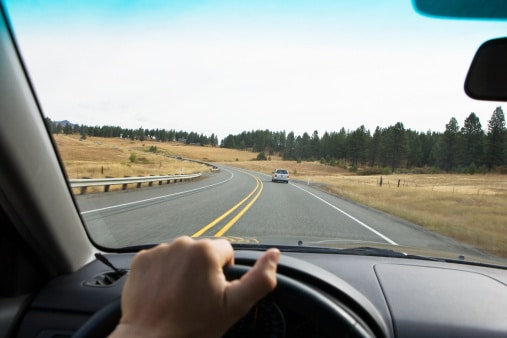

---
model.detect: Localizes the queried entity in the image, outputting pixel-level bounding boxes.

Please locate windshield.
[4,0,507,266]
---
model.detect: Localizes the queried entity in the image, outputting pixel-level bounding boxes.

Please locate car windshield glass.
[4,0,507,266]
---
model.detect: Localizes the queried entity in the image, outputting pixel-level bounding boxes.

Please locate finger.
[207,238,235,267]
[168,236,194,250]
[225,248,280,314]
[247,248,279,291]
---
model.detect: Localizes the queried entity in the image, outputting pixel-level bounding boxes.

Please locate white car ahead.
[272,169,289,183]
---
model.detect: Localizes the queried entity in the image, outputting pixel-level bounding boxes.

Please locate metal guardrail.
[69,173,202,194]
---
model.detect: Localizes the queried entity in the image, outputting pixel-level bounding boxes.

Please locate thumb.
[225,248,280,316]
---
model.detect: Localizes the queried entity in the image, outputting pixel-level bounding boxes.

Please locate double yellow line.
[191,173,263,238]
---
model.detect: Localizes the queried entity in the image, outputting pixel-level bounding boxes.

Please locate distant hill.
[54,120,76,127]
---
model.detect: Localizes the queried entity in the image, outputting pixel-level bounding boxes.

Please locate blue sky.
[5,0,507,139]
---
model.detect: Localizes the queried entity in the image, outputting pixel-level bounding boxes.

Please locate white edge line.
[80,168,233,215]
[291,183,398,246]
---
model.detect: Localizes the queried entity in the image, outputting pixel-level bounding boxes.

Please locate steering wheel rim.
[73,261,378,338]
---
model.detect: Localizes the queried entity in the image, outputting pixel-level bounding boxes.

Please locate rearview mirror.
[465,37,507,102]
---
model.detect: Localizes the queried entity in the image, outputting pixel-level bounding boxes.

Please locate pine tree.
[439,117,460,172]
[485,106,507,169]
[461,112,484,167]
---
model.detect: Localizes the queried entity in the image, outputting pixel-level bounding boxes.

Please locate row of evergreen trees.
[45,106,507,173]
[45,119,219,147]
[221,107,507,173]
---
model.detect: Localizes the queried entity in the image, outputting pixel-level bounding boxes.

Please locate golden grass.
[306,175,507,258]
[54,135,507,258]
[55,135,211,193]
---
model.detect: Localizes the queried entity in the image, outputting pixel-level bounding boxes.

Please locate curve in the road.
[192,172,263,237]
[79,170,234,215]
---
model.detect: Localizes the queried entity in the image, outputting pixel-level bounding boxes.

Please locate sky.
[4,0,507,140]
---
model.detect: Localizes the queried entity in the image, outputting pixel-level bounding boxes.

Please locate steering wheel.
[72,254,386,338]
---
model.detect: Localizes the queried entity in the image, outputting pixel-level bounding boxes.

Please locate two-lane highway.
[77,165,491,260]
[78,167,249,247]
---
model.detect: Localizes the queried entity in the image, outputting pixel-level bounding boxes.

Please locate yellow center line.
[214,176,263,237]
[191,174,261,238]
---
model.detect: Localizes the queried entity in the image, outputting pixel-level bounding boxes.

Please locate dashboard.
[14,249,507,338]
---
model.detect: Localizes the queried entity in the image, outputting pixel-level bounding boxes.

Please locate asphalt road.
[76,165,491,260]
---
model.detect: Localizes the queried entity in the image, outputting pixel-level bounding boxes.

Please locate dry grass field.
[55,135,211,193]
[309,175,507,258]
[55,135,507,259]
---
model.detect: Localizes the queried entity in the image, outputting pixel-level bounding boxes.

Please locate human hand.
[108,236,280,338]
